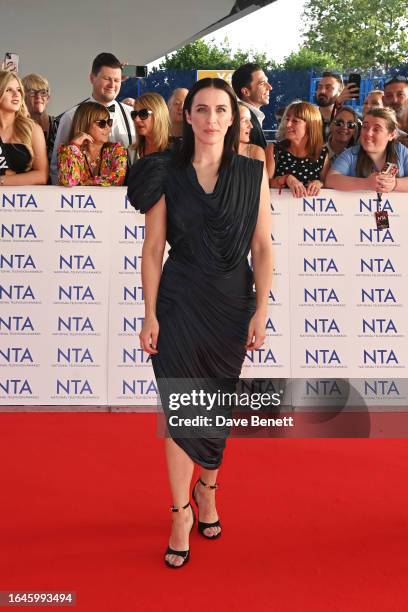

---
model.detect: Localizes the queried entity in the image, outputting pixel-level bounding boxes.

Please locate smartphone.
[347,73,361,99]
[4,52,19,72]
[380,162,398,176]
[122,65,147,78]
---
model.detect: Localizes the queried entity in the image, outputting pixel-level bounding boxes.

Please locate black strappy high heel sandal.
[164,501,196,569]
[192,478,222,540]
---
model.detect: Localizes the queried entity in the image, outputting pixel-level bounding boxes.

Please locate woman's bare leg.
[164,438,195,567]
[194,467,221,537]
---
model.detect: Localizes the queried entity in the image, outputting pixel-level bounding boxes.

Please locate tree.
[282,47,341,71]
[159,38,278,71]
[302,0,408,70]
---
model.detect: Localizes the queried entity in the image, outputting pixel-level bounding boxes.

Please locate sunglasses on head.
[95,118,113,128]
[131,108,153,120]
[333,119,356,129]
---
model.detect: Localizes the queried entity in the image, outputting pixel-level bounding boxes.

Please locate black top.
[248,108,267,149]
[0,138,31,175]
[273,141,328,185]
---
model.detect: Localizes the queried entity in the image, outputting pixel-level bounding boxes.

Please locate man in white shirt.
[232,63,272,149]
[50,52,135,184]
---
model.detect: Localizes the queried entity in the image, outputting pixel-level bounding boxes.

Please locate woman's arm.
[394,177,408,192]
[325,169,378,191]
[139,196,167,355]
[57,144,87,186]
[1,123,48,185]
[86,144,128,186]
[247,171,273,350]
[265,143,275,182]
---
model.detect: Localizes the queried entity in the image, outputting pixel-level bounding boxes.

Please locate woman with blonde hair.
[266,100,329,197]
[326,107,408,192]
[57,101,127,186]
[0,70,48,186]
[130,92,170,160]
[22,73,58,163]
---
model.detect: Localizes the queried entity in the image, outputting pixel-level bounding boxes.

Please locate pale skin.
[69,118,112,185]
[0,77,48,185]
[237,105,266,163]
[267,112,330,197]
[326,115,408,192]
[132,105,157,156]
[316,76,359,121]
[139,87,273,567]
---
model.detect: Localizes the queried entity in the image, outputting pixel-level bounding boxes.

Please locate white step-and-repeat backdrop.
[1,187,407,407]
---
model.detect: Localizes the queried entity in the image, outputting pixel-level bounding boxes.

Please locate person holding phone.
[315,71,360,141]
[326,107,408,192]
[0,70,48,186]
[57,101,127,186]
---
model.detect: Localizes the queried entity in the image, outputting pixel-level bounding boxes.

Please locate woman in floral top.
[58,101,127,186]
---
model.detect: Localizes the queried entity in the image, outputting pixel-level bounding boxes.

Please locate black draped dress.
[127,152,263,469]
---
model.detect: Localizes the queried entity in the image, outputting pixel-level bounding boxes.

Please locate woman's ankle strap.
[199,478,219,490]
[170,501,191,513]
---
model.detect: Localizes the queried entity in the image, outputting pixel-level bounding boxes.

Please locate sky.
[148,0,306,68]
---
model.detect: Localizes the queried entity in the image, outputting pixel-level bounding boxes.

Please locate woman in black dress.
[127,78,272,568]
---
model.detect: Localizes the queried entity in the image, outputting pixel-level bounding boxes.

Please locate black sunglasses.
[131,108,153,120]
[95,118,113,128]
[333,119,356,129]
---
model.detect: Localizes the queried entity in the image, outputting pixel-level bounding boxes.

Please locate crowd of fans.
[0,52,407,193]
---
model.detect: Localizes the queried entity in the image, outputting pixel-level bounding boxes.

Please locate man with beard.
[383,76,408,146]
[232,63,272,148]
[315,72,359,142]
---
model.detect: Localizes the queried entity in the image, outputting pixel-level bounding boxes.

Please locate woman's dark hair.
[356,107,399,178]
[179,78,240,170]
[68,101,110,142]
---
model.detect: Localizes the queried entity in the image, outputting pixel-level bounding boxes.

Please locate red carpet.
[1,413,407,611]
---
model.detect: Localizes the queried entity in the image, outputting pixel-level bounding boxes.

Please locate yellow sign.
[196,70,234,85]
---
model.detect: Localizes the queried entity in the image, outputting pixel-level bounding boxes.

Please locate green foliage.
[282,47,341,71]
[159,38,278,71]
[302,0,408,70]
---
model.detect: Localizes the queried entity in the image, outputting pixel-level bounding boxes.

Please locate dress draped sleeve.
[127,151,171,213]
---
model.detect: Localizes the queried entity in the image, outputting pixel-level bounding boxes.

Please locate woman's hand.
[139,314,159,355]
[375,173,397,193]
[246,310,267,350]
[71,132,94,148]
[306,179,323,196]
[286,174,307,198]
